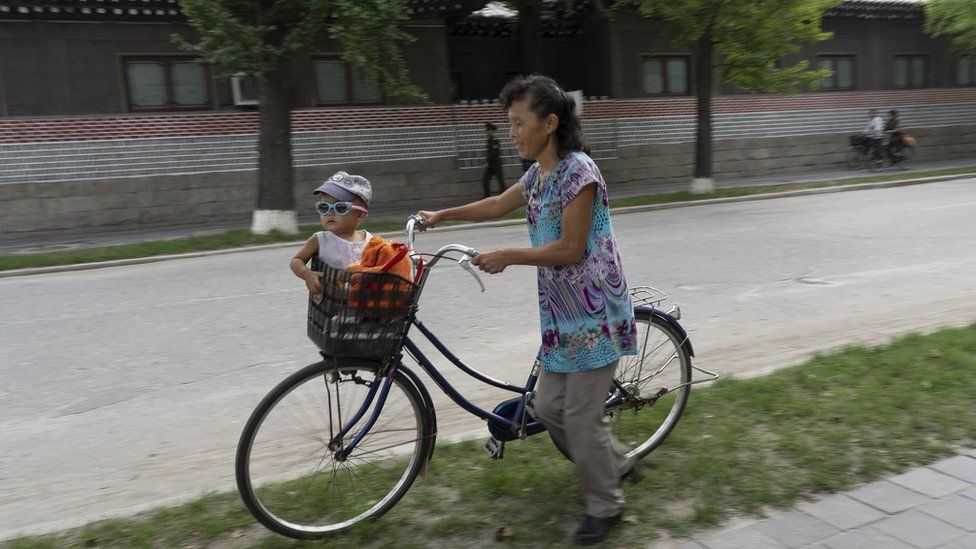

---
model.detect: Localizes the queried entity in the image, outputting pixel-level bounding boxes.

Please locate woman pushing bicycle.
[417,75,639,545]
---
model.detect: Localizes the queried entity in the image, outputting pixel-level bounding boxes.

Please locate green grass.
[2,165,974,273]
[8,321,976,548]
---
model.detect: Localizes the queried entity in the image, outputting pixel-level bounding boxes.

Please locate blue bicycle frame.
[334,309,544,457]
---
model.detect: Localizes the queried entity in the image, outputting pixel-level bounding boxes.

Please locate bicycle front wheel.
[236,360,433,539]
[609,310,692,461]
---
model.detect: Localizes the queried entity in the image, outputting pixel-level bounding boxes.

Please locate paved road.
[2,179,975,539]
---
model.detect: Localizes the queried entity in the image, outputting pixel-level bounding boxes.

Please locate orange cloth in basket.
[345,236,413,308]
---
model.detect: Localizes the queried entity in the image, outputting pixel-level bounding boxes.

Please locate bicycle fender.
[636,306,695,357]
[395,362,438,464]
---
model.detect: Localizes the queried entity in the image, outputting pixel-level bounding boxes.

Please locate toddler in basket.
[290,171,373,295]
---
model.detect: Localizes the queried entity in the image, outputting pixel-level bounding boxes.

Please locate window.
[957,57,975,87]
[893,55,928,89]
[816,55,855,91]
[313,56,381,105]
[641,56,690,96]
[122,56,211,112]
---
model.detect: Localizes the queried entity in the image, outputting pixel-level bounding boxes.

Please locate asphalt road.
[2,178,975,539]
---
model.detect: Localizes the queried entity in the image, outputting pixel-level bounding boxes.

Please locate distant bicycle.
[234,215,717,539]
[847,132,916,171]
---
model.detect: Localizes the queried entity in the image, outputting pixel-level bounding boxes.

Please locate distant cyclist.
[864,109,885,161]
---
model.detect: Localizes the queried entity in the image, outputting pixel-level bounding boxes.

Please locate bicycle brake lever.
[458,254,485,293]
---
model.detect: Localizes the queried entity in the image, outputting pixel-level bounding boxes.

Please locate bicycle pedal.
[484,436,505,460]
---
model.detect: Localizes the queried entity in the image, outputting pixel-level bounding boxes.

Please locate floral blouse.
[518,151,637,373]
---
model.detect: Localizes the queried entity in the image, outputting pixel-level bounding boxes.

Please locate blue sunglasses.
[315,201,367,217]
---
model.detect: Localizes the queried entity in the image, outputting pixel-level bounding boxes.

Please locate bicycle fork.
[324,368,396,462]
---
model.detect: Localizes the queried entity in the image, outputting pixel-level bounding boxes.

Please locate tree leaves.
[174,0,426,102]
[620,0,840,94]
[925,0,976,56]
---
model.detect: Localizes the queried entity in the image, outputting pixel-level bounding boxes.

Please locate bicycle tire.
[552,310,692,462]
[236,359,433,539]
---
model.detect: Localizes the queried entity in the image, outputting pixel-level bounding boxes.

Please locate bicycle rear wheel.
[609,310,692,461]
[236,360,433,539]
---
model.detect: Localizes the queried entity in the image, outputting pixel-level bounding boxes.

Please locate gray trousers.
[534,360,632,518]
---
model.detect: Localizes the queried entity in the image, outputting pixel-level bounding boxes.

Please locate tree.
[925,0,976,55]
[175,0,424,234]
[623,0,839,192]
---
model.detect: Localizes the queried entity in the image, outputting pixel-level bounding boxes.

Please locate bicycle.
[235,215,718,540]
[847,133,916,171]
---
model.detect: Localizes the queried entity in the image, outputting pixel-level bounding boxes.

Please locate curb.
[0,172,971,279]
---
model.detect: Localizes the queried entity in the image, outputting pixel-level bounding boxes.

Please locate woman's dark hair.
[499,74,590,156]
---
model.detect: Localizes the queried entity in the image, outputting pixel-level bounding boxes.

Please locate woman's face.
[507,97,556,160]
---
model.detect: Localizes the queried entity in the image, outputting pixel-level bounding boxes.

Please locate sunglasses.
[315,201,367,217]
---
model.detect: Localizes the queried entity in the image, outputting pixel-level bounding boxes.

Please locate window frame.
[120,55,213,113]
[815,54,856,92]
[956,56,976,87]
[640,54,692,97]
[892,54,929,90]
[311,54,384,106]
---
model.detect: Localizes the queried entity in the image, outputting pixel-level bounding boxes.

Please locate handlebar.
[406,214,484,291]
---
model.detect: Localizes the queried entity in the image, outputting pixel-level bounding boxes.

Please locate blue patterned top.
[518,151,637,373]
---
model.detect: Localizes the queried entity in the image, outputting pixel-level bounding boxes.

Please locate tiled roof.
[449,0,596,37]
[0,0,185,22]
[0,0,488,23]
[824,0,923,21]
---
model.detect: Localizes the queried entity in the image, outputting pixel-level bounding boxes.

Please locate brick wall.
[1,89,975,238]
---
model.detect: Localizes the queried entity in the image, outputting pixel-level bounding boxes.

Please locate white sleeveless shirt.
[315,230,372,269]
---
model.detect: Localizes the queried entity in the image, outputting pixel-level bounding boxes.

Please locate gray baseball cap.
[313,171,372,206]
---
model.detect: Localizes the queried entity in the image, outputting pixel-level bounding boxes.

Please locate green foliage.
[621,0,842,93]
[925,0,976,55]
[174,0,425,102]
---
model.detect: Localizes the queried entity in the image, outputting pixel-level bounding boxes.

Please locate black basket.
[307,257,418,361]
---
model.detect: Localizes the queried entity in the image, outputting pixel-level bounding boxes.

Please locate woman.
[417,75,638,545]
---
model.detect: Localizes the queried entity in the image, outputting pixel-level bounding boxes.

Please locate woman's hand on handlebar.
[416,210,443,230]
[471,249,510,274]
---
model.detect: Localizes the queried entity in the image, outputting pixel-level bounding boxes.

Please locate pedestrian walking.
[416,74,639,545]
[481,122,505,197]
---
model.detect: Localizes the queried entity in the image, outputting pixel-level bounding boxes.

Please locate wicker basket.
[306,257,418,361]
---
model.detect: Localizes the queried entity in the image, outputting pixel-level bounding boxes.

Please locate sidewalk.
[1,158,973,256]
[678,449,976,549]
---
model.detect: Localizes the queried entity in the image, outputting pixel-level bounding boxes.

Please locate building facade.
[1,0,974,237]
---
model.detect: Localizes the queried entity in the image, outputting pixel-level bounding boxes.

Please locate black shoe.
[572,513,621,545]
[621,463,644,484]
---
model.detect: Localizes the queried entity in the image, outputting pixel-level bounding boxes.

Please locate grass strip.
[2,165,974,273]
[8,321,976,548]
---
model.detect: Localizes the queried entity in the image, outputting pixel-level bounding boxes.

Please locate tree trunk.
[518,0,543,74]
[691,29,715,194]
[251,67,298,234]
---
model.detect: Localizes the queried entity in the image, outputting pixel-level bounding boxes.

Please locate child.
[290,171,373,294]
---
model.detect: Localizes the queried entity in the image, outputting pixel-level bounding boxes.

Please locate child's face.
[315,193,366,234]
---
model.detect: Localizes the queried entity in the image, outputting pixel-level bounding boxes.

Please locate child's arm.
[418,183,526,227]
[290,236,323,294]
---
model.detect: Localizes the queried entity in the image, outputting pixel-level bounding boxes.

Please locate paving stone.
[753,510,839,547]
[699,526,786,549]
[931,455,976,484]
[889,467,970,498]
[847,480,932,514]
[918,494,976,532]
[821,526,916,549]
[872,510,968,548]
[799,494,886,530]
